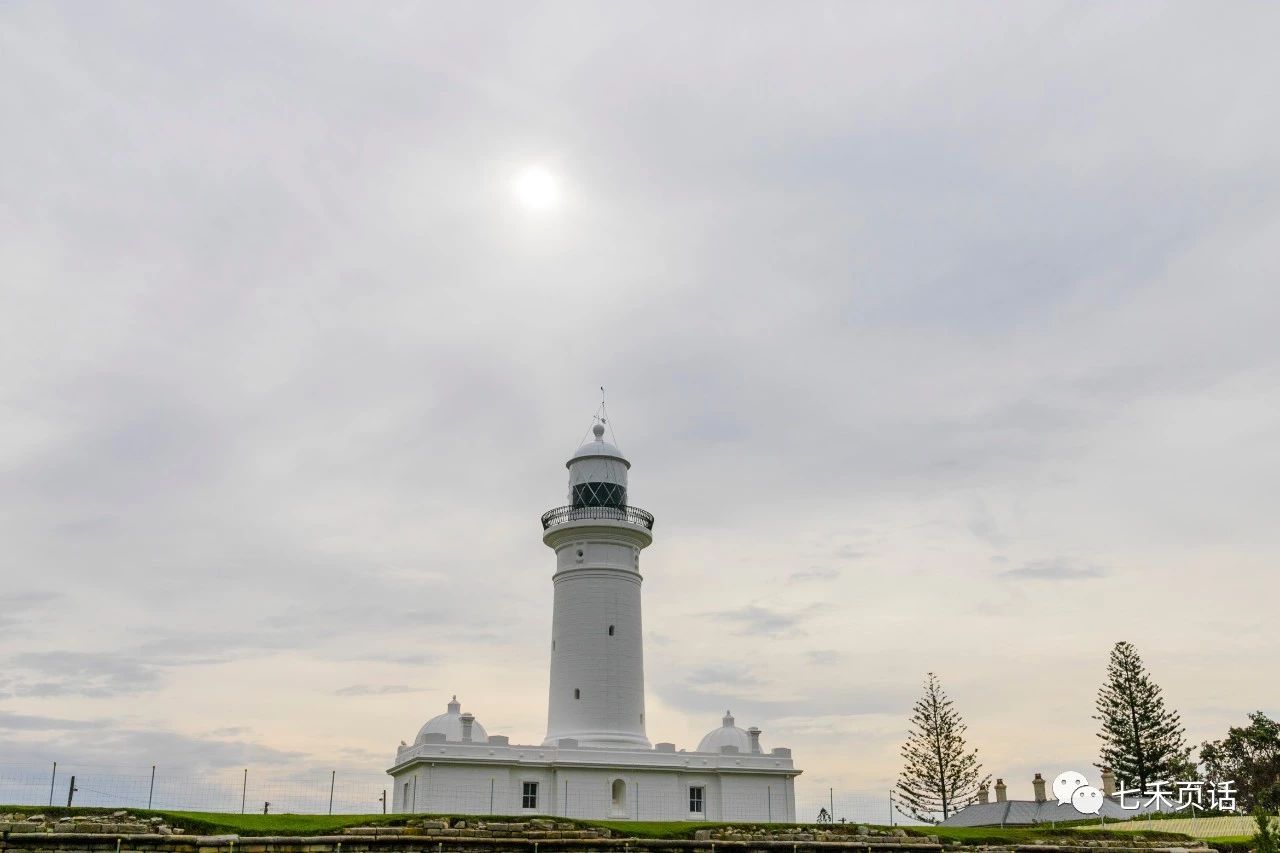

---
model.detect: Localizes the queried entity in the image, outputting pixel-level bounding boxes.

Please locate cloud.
[3,652,162,698]
[788,567,840,583]
[334,684,424,696]
[707,605,806,637]
[683,663,764,690]
[0,0,1277,812]
[0,711,108,731]
[999,559,1108,581]
[805,650,844,666]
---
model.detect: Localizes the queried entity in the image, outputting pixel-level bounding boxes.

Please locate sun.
[513,167,560,212]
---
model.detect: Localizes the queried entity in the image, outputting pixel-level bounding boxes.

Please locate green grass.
[156,811,409,836]
[593,821,724,839]
[1204,838,1254,853]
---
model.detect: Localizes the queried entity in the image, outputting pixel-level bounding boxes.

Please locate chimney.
[747,727,762,754]
[977,783,990,804]
[460,712,475,743]
[1101,768,1116,797]
[995,779,1007,802]
[1032,773,1047,803]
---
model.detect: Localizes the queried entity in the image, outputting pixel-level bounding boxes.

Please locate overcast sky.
[2,0,1278,815]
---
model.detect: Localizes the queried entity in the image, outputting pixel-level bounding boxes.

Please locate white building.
[388,422,800,821]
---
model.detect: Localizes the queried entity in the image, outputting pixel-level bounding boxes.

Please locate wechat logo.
[1053,770,1104,815]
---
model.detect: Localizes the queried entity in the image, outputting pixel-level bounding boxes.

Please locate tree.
[1201,712,1280,812]
[1093,640,1193,791]
[896,672,990,823]
[1254,809,1279,853]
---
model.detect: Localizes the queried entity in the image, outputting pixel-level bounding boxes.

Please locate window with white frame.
[522,781,538,810]
[689,785,704,814]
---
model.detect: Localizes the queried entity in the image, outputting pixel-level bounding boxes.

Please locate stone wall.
[0,813,184,837]
[0,812,1209,853]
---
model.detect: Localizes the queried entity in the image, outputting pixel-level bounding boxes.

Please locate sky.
[2,0,1279,817]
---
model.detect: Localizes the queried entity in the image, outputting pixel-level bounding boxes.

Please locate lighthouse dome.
[415,696,488,744]
[696,711,759,753]
[567,423,630,508]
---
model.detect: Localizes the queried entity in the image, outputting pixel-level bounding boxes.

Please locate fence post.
[829,788,834,823]
[148,765,156,809]
[49,762,57,807]
[329,770,336,815]
[241,768,247,814]
[67,775,77,807]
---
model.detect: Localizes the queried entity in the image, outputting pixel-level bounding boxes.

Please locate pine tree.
[1093,640,1193,791]
[896,672,990,823]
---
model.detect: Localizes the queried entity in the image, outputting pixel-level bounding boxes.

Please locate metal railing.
[540,504,655,531]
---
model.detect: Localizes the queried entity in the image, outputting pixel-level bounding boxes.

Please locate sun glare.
[513,167,560,211]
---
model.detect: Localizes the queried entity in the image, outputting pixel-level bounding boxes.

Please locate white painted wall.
[390,751,797,822]
[543,522,652,749]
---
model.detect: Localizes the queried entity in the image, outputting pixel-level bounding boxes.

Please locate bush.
[1255,809,1279,853]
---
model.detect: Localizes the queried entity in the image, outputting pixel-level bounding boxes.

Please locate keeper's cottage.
[388,421,800,821]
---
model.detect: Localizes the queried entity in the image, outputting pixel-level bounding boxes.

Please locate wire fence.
[795,790,915,826]
[0,762,912,825]
[0,763,393,816]
[1081,815,1269,839]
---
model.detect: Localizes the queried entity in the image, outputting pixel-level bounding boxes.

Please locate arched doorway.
[610,779,626,816]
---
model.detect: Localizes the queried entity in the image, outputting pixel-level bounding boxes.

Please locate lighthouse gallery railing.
[540,504,655,531]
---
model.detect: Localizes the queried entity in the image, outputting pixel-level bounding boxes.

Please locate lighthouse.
[540,422,654,749]
[388,415,800,821]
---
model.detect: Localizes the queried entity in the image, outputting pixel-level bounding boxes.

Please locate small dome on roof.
[568,423,630,468]
[697,710,759,754]
[415,695,489,744]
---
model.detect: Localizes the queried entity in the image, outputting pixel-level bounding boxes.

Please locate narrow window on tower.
[574,688,581,699]
[522,781,538,809]
[689,786,705,814]
[608,625,615,636]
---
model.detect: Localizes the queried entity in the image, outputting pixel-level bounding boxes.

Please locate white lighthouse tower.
[540,422,654,749]
[388,416,800,820]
